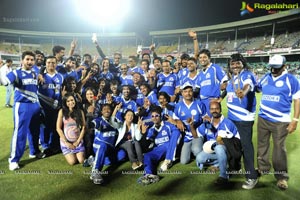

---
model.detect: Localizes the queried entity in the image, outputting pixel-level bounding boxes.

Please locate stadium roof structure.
[0,8,299,40]
[149,8,300,37]
[0,29,136,39]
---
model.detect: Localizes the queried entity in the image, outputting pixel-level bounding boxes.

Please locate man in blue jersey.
[53,45,65,69]
[94,40,121,79]
[157,60,177,101]
[4,51,42,170]
[178,57,200,98]
[195,101,241,186]
[128,55,144,75]
[57,57,79,82]
[38,56,64,157]
[90,104,126,184]
[137,106,180,185]
[226,53,258,189]
[139,82,158,106]
[32,50,45,76]
[197,49,228,113]
[173,82,206,164]
[114,85,138,123]
[257,55,300,190]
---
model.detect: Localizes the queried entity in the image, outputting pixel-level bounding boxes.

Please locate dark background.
[0,0,297,33]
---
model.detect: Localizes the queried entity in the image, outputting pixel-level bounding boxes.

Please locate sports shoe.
[132,162,140,170]
[36,152,46,159]
[137,174,160,186]
[159,159,172,172]
[90,170,104,185]
[242,178,258,190]
[137,161,143,168]
[5,104,13,108]
[9,162,20,171]
[83,156,94,167]
[29,154,36,158]
[277,179,288,190]
[214,177,228,185]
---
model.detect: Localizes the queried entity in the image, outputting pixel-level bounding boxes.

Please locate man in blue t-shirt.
[4,51,42,171]
[194,101,241,186]
[197,49,227,113]
[137,106,180,185]
[226,53,258,189]
[173,82,206,164]
[257,55,300,190]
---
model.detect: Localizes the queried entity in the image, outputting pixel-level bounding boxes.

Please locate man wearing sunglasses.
[138,106,180,185]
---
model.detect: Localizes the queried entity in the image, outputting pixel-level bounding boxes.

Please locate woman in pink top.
[56,93,86,165]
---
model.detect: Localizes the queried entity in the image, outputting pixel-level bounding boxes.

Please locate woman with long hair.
[56,92,86,165]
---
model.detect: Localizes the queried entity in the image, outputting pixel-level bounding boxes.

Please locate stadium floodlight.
[74,0,131,30]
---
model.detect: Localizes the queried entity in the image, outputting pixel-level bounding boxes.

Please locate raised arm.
[68,38,77,57]
[188,30,199,59]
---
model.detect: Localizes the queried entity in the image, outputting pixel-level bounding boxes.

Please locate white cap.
[180,81,193,90]
[203,140,216,154]
[268,55,286,69]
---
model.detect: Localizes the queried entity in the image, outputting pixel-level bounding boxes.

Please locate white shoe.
[159,159,172,172]
[29,154,36,158]
[242,178,258,190]
[9,162,20,171]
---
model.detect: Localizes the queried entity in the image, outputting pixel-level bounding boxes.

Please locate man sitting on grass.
[138,106,180,185]
[194,101,241,186]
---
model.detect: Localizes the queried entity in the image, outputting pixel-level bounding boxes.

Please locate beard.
[212,112,222,118]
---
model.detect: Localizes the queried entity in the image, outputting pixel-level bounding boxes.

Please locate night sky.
[0,0,297,33]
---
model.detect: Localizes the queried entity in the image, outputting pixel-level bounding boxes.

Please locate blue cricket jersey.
[226,70,256,121]
[92,116,118,146]
[198,63,227,99]
[157,73,177,96]
[257,70,300,122]
[173,99,206,142]
[196,115,240,140]
[38,72,64,105]
[6,69,38,103]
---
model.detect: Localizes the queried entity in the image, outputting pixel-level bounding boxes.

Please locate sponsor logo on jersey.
[22,78,37,85]
[262,95,280,102]
[275,80,284,87]
[191,109,197,116]
[201,79,211,86]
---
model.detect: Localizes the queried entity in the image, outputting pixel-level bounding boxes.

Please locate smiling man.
[256,55,300,190]
[226,53,258,189]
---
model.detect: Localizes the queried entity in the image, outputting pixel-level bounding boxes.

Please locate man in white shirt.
[0,59,13,107]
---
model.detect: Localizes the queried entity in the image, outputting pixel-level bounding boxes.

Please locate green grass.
[0,86,299,200]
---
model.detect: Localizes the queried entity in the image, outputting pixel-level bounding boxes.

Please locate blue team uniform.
[143,121,180,175]
[6,69,41,163]
[120,75,134,86]
[179,73,200,93]
[173,99,206,142]
[129,66,144,75]
[38,72,63,150]
[226,70,256,121]
[57,68,79,82]
[196,116,240,178]
[114,96,138,122]
[157,73,177,96]
[100,71,114,81]
[177,68,189,80]
[257,70,300,122]
[92,116,126,170]
[197,63,227,112]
